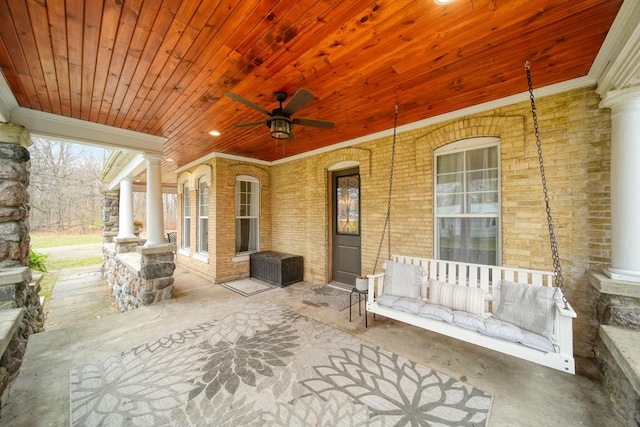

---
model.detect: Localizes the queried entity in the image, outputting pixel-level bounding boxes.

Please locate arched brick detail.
[414,115,526,170]
[176,172,192,194]
[315,147,371,185]
[226,163,270,188]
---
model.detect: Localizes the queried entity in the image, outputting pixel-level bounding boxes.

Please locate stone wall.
[103,243,175,312]
[102,190,119,243]
[0,123,44,403]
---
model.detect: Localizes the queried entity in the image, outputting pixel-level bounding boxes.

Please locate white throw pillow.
[428,279,491,317]
[494,280,560,340]
[382,261,424,299]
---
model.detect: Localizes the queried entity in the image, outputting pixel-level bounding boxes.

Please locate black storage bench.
[250,251,303,287]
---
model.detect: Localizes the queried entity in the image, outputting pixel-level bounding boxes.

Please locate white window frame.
[434,137,501,266]
[197,178,208,254]
[235,175,260,256]
[182,183,191,250]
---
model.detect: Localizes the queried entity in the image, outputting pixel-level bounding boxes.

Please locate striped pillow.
[428,279,491,317]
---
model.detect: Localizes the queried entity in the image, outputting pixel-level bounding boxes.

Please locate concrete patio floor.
[0,265,621,426]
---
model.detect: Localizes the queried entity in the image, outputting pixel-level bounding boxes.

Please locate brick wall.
[176,85,611,358]
[176,158,272,283]
[269,85,610,358]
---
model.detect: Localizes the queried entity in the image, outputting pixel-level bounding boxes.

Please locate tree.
[29,138,108,232]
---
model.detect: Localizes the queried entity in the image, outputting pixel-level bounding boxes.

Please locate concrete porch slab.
[0,266,622,426]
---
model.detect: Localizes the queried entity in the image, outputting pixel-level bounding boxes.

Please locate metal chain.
[373,104,399,274]
[525,60,568,308]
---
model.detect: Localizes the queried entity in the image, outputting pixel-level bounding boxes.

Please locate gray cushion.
[452,311,486,332]
[383,261,424,299]
[392,297,426,314]
[494,280,559,340]
[482,318,525,342]
[520,330,555,353]
[376,294,399,308]
[417,304,454,323]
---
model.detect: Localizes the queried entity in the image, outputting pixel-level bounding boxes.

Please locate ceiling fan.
[225,88,335,140]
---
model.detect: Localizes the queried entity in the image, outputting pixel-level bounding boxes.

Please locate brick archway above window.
[414,115,526,171]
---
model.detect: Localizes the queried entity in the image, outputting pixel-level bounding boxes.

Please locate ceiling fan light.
[270,118,290,139]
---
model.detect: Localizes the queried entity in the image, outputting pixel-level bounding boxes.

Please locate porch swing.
[365,61,577,374]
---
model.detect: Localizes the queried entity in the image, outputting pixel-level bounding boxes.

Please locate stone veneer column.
[600,89,640,283]
[0,123,44,400]
[144,154,165,247]
[0,124,30,269]
[102,190,119,243]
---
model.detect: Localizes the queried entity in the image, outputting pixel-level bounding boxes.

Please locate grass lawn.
[30,233,102,249]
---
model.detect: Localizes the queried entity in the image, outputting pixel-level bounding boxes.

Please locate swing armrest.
[367,272,386,303]
[556,300,577,318]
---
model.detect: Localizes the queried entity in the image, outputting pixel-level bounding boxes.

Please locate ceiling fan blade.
[293,117,335,129]
[225,92,272,116]
[234,120,267,128]
[283,88,314,115]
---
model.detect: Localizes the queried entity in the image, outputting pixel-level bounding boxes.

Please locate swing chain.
[525,60,568,308]
[373,104,399,274]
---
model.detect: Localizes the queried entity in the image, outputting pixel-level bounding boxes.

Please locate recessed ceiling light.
[433,0,454,4]
[209,130,221,136]
[166,158,174,162]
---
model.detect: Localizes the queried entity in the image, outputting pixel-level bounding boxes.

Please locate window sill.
[193,253,209,263]
[177,248,191,257]
[232,254,250,263]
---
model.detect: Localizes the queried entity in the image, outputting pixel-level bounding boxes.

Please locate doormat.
[292,284,352,311]
[219,278,275,297]
[69,304,493,426]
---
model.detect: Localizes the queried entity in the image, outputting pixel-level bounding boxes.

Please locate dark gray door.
[331,168,361,285]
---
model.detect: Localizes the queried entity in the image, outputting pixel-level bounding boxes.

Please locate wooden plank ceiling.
[0,0,623,173]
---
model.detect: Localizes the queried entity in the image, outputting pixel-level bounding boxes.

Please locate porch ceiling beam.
[0,72,18,123]
[10,107,166,154]
[592,0,640,94]
[104,153,146,191]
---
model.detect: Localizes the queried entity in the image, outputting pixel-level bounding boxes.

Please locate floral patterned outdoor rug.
[292,284,353,311]
[69,304,492,426]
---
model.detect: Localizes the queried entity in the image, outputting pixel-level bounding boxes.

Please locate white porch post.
[117,177,135,238]
[144,153,165,247]
[601,89,640,282]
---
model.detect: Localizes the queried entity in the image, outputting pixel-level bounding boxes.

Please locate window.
[182,184,191,249]
[435,138,500,265]
[235,176,259,254]
[198,179,208,253]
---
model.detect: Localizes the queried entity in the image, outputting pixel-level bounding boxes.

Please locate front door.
[331,168,361,285]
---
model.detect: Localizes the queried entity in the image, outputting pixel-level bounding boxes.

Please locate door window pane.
[336,174,360,235]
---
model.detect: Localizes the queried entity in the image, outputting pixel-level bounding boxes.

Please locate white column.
[117,177,135,238]
[601,89,640,282]
[144,154,166,247]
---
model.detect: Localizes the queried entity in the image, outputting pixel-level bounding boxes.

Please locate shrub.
[29,248,49,272]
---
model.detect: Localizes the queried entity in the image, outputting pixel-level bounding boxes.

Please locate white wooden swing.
[365,62,577,374]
